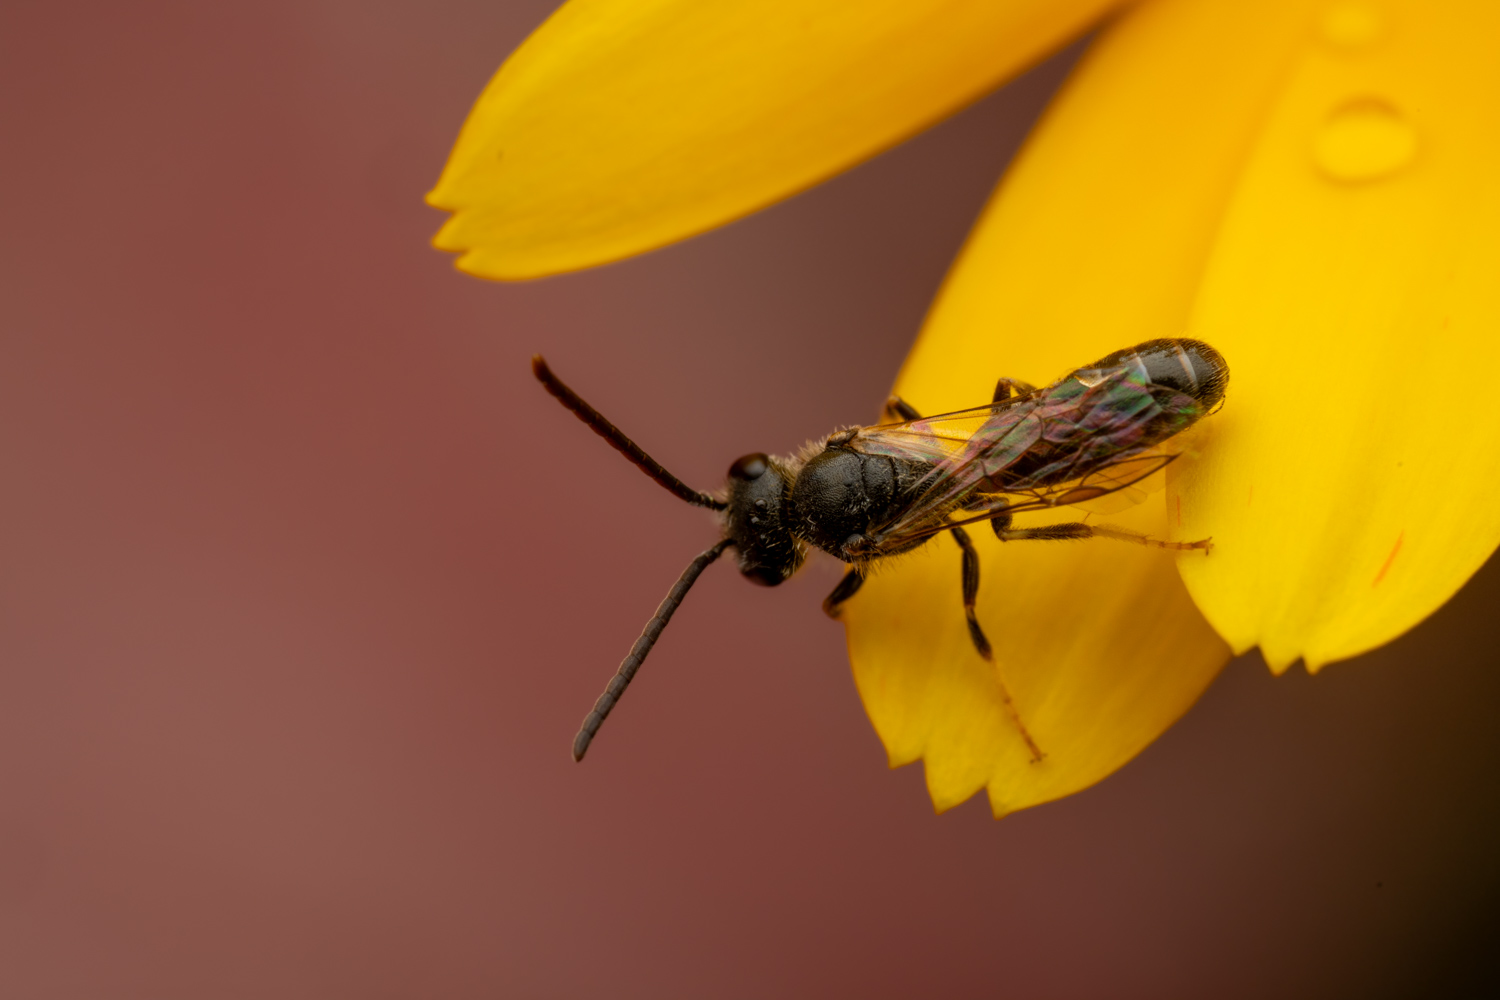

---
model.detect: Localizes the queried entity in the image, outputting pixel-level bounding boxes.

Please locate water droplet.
[1320,3,1383,48]
[1313,98,1416,182]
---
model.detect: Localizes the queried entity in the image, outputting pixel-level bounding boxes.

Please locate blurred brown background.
[2,2,1498,997]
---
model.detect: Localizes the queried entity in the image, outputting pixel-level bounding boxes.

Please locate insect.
[535,338,1228,763]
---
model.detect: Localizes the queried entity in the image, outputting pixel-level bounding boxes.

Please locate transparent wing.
[845,396,1047,549]
[1067,456,1170,514]
[851,396,1037,466]
[1001,451,1175,516]
[849,368,1198,557]
[1049,450,1172,514]
[913,451,1179,539]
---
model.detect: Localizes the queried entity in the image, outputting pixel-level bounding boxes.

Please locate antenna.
[572,539,732,761]
[532,355,727,511]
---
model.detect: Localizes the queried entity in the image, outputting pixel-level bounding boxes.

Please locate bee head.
[723,453,805,586]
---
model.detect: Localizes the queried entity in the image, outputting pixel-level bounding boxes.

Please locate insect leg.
[993,377,1038,402]
[949,526,992,659]
[1090,524,1213,551]
[882,395,921,422]
[993,522,1212,552]
[822,569,865,618]
[950,526,1045,763]
[888,379,1037,419]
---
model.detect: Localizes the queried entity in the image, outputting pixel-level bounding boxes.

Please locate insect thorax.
[787,446,932,563]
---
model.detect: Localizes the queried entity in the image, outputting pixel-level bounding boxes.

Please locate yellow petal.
[427,0,1124,279]
[844,501,1228,817]
[843,0,1317,815]
[1178,0,1500,671]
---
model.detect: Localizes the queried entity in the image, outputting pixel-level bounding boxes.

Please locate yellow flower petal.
[850,0,1497,813]
[844,501,1228,817]
[427,0,1123,279]
[843,0,1313,815]
[1178,0,1500,671]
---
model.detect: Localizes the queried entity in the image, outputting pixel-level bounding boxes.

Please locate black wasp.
[535,339,1228,762]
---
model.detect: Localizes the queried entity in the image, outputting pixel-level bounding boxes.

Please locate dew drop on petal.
[1312,98,1416,183]
[1319,3,1383,48]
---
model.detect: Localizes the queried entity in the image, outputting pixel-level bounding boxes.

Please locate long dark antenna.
[573,539,732,761]
[532,355,726,510]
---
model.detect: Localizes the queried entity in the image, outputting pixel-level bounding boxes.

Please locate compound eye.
[729,453,769,481]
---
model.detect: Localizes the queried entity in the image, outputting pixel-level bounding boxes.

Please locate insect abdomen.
[1085,338,1229,411]
[995,339,1229,490]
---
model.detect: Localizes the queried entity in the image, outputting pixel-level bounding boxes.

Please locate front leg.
[822,569,865,619]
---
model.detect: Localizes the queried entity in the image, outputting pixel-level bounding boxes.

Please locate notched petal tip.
[843,503,1228,817]
[835,0,1289,816]
[427,0,1123,279]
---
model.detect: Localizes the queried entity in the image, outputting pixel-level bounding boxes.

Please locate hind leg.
[992,521,1211,552]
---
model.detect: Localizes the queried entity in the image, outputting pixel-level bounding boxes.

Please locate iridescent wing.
[853,395,1038,466]
[848,368,1201,556]
[1067,450,1172,514]
[940,451,1178,533]
[1033,450,1172,514]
